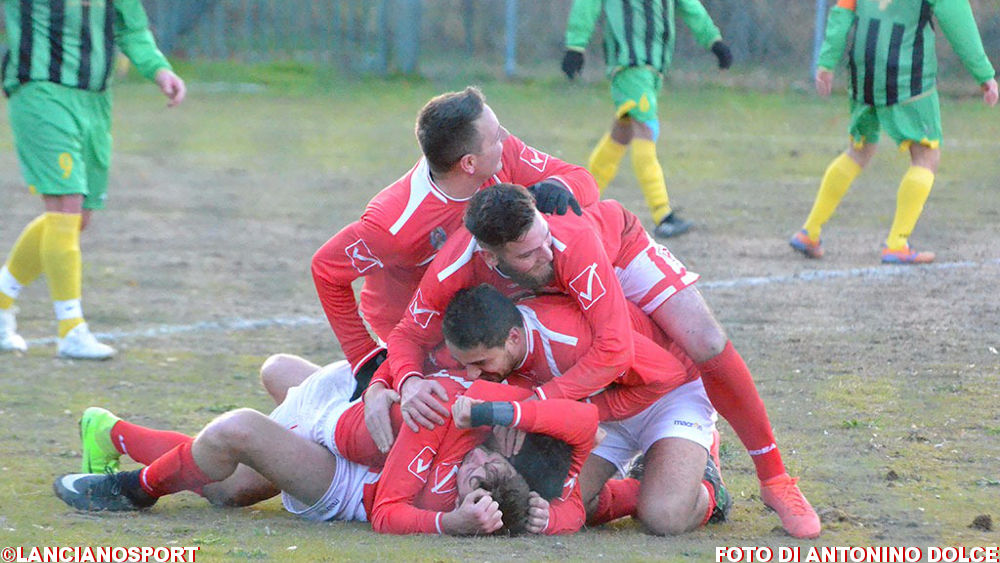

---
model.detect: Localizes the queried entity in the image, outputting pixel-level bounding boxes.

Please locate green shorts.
[7,81,113,210]
[610,66,662,124]
[848,90,942,151]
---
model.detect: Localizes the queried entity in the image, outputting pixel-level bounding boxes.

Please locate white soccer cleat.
[0,307,27,353]
[58,323,116,360]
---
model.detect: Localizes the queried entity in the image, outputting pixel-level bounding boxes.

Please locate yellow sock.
[0,214,46,310]
[40,212,84,337]
[802,153,862,240]
[630,138,671,224]
[886,166,935,250]
[587,133,628,192]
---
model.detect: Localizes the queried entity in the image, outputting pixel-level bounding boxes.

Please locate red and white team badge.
[519,145,549,173]
[408,446,436,482]
[568,263,606,310]
[408,289,440,329]
[345,239,384,273]
[430,462,460,494]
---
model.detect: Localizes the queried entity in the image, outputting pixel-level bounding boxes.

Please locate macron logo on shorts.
[345,239,384,273]
[408,446,436,482]
[569,263,606,310]
[519,146,549,173]
[408,289,439,329]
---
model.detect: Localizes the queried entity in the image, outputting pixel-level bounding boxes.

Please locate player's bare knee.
[637,501,689,536]
[259,353,291,387]
[203,408,264,453]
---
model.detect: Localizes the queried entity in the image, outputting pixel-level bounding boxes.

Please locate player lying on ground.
[436,284,730,535]
[385,183,821,538]
[311,86,598,398]
[53,362,595,535]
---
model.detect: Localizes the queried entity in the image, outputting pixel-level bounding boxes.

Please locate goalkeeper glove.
[528,180,582,216]
[562,50,584,80]
[711,41,732,69]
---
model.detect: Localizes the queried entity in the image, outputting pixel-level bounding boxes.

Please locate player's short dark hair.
[510,433,573,501]
[464,183,536,249]
[443,284,522,351]
[479,464,531,536]
[415,86,486,176]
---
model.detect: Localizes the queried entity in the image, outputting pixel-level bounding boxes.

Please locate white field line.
[25,258,998,346]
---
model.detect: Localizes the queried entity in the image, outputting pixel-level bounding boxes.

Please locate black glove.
[527,180,582,216]
[711,41,732,70]
[562,50,584,80]
[351,348,387,401]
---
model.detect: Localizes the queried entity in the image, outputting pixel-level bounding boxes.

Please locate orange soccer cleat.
[760,473,821,539]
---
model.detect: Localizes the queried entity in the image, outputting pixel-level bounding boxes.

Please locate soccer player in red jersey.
[310,87,598,398]
[386,183,821,538]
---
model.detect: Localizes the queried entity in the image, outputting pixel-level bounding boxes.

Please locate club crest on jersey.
[408,289,440,328]
[430,462,460,494]
[568,263,606,310]
[345,239,384,273]
[519,146,550,173]
[408,446,436,482]
[429,226,447,250]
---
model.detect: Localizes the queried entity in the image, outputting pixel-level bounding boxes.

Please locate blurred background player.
[561,0,731,238]
[0,0,186,358]
[790,0,997,264]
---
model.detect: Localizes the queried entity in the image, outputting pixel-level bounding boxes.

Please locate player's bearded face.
[449,342,520,383]
[494,214,555,290]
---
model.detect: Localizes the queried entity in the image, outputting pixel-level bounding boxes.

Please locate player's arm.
[502,135,600,210]
[113,0,173,81]
[932,0,997,90]
[564,0,602,52]
[815,0,857,90]
[311,219,391,377]
[676,0,723,50]
[534,233,635,402]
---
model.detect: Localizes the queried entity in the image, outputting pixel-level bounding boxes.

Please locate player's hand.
[363,382,399,453]
[562,49,584,80]
[451,395,484,429]
[711,41,732,70]
[443,489,504,535]
[527,180,582,216]
[525,492,550,534]
[982,78,998,107]
[493,426,526,457]
[400,376,450,431]
[351,349,387,401]
[154,69,186,107]
[815,69,834,97]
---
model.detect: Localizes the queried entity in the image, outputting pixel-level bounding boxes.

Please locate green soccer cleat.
[80,407,122,473]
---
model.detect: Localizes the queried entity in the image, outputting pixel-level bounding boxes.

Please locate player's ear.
[481,248,499,268]
[457,153,477,175]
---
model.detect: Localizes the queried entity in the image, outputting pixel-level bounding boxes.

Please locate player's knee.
[204,408,263,451]
[260,354,293,387]
[637,500,690,536]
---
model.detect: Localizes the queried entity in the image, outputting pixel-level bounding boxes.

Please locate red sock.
[700,481,717,526]
[587,478,640,526]
[698,341,785,481]
[110,420,192,465]
[138,442,214,498]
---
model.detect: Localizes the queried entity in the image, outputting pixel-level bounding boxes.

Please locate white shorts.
[267,360,377,521]
[616,233,700,314]
[268,360,357,455]
[593,379,717,475]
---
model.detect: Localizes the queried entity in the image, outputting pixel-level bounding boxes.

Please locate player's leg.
[881,94,941,264]
[792,101,879,258]
[0,213,44,352]
[259,353,321,403]
[636,437,711,535]
[201,464,279,507]
[579,420,643,526]
[587,76,633,192]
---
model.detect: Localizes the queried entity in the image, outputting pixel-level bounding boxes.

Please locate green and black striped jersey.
[565,0,721,76]
[2,0,171,96]
[818,0,995,106]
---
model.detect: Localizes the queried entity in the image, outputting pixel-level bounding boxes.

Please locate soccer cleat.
[881,244,934,264]
[57,323,116,360]
[53,470,156,511]
[704,456,732,523]
[789,230,824,259]
[80,407,122,473]
[0,307,27,353]
[653,212,693,239]
[760,473,821,538]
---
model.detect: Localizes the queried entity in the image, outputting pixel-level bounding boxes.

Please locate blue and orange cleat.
[881,244,935,264]
[789,230,824,259]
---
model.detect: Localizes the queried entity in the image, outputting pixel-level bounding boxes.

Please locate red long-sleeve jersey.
[384,200,655,400]
[364,376,596,535]
[311,135,598,373]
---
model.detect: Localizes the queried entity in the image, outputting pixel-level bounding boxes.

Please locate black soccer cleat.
[653,212,693,239]
[53,470,157,512]
[703,457,732,523]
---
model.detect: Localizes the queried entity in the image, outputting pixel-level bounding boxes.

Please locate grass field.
[1,63,999,561]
